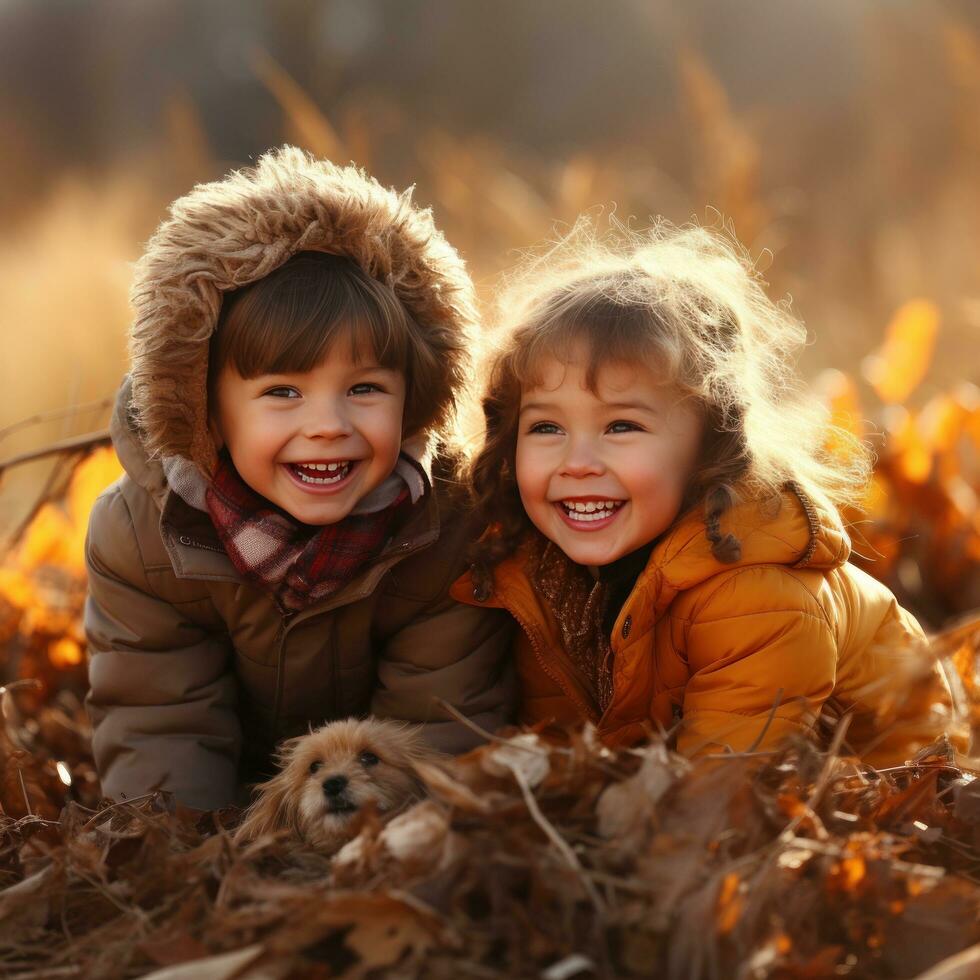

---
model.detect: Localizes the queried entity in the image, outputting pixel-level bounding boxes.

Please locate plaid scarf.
[205,456,416,612]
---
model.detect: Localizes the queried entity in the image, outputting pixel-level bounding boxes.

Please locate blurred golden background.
[2,10,980,970]
[0,0,978,619]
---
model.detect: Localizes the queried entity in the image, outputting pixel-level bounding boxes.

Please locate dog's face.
[235,718,436,851]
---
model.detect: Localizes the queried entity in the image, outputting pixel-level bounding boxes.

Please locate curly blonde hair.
[467,219,871,586]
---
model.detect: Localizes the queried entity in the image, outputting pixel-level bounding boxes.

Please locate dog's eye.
[309,761,323,775]
[359,751,380,767]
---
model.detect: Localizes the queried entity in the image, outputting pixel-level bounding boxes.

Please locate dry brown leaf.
[482,732,551,788]
[137,945,284,980]
[0,865,55,943]
[338,897,442,977]
[596,744,676,843]
[414,760,492,813]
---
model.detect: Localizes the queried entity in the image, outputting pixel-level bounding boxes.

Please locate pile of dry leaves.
[4,647,980,980]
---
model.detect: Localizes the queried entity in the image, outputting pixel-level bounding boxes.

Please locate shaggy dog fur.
[234,718,442,852]
[129,146,478,474]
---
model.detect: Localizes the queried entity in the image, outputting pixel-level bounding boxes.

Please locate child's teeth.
[561,500,621,522]
[295,462,350,484]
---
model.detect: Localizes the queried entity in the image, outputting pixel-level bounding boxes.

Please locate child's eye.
[264,386,300,399]
[608,420,643,434]
[528,421,562,435]
[349,382,383,396]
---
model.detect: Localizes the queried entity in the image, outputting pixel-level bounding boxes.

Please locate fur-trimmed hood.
[129,146,478,475]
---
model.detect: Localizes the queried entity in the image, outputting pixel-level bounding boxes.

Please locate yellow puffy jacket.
[452,485,965,766]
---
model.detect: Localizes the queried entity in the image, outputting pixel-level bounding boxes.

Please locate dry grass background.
[1,16,978,541]
[1,14,980,977]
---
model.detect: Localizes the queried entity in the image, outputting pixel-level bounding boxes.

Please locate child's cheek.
[515,456,555,539]
[513,443,544,506]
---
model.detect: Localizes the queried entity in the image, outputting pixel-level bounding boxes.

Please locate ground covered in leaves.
[4,677,980,979]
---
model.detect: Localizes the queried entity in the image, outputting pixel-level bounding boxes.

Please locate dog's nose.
[322,775,348,797]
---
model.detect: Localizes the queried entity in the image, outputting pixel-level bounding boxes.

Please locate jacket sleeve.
[829,568,968,767]
[370,592,516,755]
[84,487,241,809]
[676,567,837,758]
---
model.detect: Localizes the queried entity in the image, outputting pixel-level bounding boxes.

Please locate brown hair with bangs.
[467,220,871,594]
[208,250,445,438]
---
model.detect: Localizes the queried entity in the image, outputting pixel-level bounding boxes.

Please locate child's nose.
[560,438,605,477]
[301,401,354,440]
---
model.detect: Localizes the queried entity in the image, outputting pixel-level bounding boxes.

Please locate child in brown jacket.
[85,147,514,810]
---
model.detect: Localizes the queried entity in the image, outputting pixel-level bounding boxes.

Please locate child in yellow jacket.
[452,221,964,766]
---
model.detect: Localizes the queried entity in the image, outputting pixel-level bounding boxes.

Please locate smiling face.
[211,333,406,525]
[515,351,704,567]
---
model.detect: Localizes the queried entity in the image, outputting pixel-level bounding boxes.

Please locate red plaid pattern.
[205,457,413,612]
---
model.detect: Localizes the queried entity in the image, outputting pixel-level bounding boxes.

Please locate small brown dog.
[234,717,440,852]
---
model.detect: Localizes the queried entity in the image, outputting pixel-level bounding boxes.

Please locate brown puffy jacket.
[453,485,965,767]
[86,383,514,809]
[84,149,515,809]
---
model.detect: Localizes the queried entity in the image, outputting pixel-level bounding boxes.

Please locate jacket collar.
[109,377,442,610]
[643,481,849,596]
[456,483,851,624]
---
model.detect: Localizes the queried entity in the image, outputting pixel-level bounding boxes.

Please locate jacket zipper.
[269,615,351,735]
[271,613,294,734]
[330,619,342,718]
[507,607,599,726]
[219,533,430,738]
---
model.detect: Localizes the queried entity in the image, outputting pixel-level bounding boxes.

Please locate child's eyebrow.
[601,400,660,414]
[519,398,661,415]
[257,363,397,378]
[519,401,555,415]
